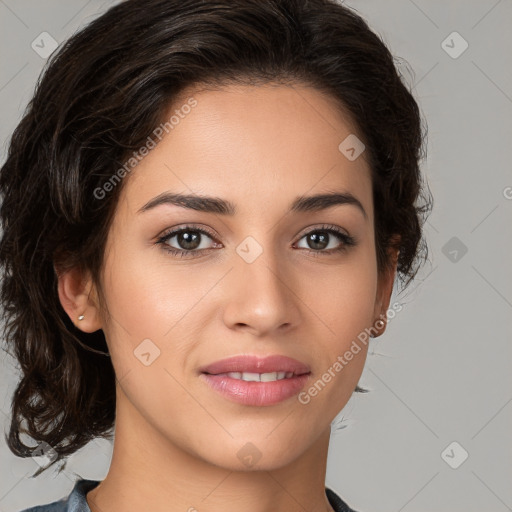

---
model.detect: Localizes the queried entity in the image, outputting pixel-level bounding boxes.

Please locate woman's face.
[89,83,395,470]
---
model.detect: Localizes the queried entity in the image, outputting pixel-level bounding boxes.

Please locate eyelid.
[156,224,220,243]
[295,223,350,239]
[157,223,351,240]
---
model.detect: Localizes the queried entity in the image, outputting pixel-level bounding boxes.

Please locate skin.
[58,82,399,512]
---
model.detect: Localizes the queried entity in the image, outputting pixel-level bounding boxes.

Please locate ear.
[371,236,401,338]
[56,265,103,333]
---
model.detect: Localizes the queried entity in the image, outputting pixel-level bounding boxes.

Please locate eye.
[295,224,356,255]
[156,225,220,258]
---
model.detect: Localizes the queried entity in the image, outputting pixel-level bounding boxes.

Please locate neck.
[86,387,336,512]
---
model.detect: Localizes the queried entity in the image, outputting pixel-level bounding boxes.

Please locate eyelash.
[156,224,357,259]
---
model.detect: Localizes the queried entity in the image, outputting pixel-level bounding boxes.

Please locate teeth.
[226,371,294,382]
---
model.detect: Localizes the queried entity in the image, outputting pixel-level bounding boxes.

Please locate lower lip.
[200,373,311,406]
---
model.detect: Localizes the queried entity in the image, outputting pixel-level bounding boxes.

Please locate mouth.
[199,354,312,406]
[203,371,304,382]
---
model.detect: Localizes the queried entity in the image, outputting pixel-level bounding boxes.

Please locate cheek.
[98,247,211,375]
[295,273,375,423]
[295,253,377,397]
[299,256,378,341]
[100,246,180,332]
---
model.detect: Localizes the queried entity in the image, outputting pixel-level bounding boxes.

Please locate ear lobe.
[371,241,400,338]
[56,265,103,333]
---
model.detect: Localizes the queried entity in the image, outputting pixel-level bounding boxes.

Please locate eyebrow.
[137,191,367,219]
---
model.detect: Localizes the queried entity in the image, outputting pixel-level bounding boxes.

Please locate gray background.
[0,1,511,511]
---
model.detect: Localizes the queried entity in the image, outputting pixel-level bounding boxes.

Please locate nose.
[222,243,302,337]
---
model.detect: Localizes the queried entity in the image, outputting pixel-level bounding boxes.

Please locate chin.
[196,435,307,472]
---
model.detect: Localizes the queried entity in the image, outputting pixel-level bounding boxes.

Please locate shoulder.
[18,503,66,512]
[17,479,101,512]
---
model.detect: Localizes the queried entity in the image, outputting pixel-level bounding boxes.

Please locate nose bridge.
[223,231,299,334]
[237,232,288,299]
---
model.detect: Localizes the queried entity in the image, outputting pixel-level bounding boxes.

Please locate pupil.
[309,232,328,250]
[179,231,200,250]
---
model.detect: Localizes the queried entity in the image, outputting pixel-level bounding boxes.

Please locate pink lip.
[199,354,311,375]
[200,373,311,406]
[199,355,311,406]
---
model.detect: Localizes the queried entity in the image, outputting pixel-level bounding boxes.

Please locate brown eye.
[295,225,356,254]
[156,225,219,258]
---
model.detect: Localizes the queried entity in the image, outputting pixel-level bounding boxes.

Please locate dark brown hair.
[0,0,432,475]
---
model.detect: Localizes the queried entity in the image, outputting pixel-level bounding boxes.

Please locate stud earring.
[78,314,85,321]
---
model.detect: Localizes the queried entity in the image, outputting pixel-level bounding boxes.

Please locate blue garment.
[19,479,358,511]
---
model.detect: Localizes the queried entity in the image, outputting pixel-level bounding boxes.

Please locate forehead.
[119,82,373,221]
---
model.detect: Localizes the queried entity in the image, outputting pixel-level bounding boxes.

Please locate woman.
[0,1,431,511]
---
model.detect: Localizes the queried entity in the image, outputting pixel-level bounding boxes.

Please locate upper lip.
[199,355,311,375]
